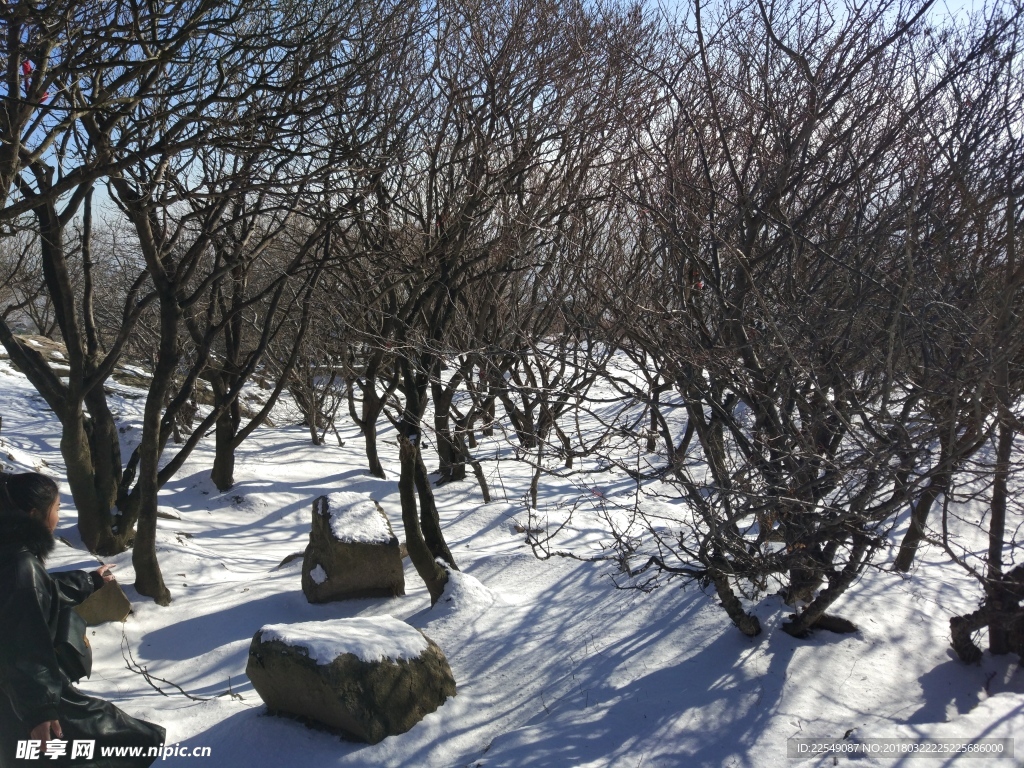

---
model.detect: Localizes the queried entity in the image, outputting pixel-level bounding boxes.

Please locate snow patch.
[318,491,393,544]
[310,564,328,584]
[259,616,428,665]
[118,364,151,378]
[430,569,496,623]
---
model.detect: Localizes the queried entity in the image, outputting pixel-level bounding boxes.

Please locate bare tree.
[596,0,1012,638]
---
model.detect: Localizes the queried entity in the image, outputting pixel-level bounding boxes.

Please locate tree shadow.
[473,617,805,767]
[904,652,1024,725]
[175,707,370,764]
[137,589,402,666]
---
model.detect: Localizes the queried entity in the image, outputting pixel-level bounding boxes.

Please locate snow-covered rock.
[246,616,456,744]
[323,491,394,544]
[258,616,429,664]
[301,493,405,603]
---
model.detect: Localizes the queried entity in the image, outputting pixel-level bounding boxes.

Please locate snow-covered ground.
[1,357,1021,767]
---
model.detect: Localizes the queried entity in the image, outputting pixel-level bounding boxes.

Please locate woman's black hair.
[0,472,59,517]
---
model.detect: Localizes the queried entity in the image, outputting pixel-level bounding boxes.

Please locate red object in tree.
[21,60,49,103]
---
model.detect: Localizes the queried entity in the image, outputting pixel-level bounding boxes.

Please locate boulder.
[301,492,404,603]
[246,616,456,743]
[74,581,132,625]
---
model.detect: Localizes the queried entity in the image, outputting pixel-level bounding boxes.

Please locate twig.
[120,626,242,702]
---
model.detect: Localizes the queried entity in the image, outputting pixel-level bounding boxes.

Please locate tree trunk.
[710,562,761,637]
[365,435,385,476]
[211,407,239,492]
[482,387,496,437]
[647,386,664,453]
[398,435,449,605]
[497,389,537,449]
[60,416,118,553]
[350,378,387,478]
[82,384,124,522]
[349,355,391,479]
[950,611,986,664]
[432,369,466,483]
[209,371,243,492]
[987,420,1013,655]
[412,443,459,570]
[130,298,177,606]
[433,397,456,482]
[395,356,458,570]
[290,381,323,444]
[453,427,490,502]
[364,416,386,478]
[782,535,871,638]
[894,467,950,572]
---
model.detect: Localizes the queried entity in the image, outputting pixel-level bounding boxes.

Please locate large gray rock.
[246,616,456,743]
[301,492,404,603]
[74,581,132,625]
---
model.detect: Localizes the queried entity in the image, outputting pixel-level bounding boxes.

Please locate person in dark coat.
[0,473,165,767]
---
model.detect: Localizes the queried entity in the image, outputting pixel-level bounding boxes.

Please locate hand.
[29,719,62,747]
[94,564,116,583]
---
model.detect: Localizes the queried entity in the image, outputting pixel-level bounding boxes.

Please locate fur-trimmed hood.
[0,512,55,561]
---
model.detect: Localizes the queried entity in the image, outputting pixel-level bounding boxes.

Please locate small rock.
[75,581,132,626]
[272,551,305,571]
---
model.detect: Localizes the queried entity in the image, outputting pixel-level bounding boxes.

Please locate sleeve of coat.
[0,583,63,727]
[50,569,99,606]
